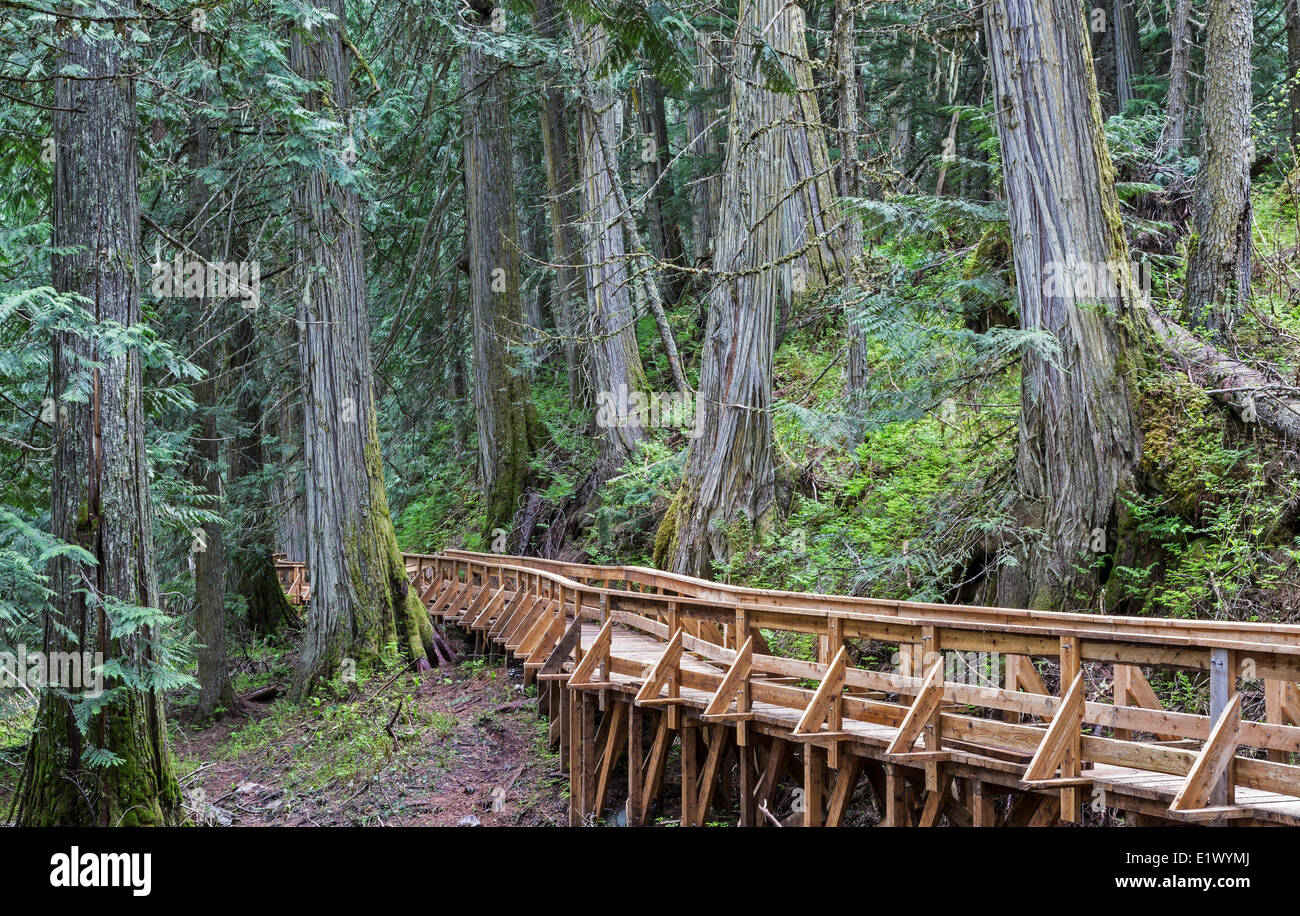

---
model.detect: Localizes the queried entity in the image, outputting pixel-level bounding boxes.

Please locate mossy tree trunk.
[655,0,787,577]
[288,0,439,700]
[18,0,180,825]
[462,5,543,539]
[1183,0,1253,337]
[984,0,1152,610]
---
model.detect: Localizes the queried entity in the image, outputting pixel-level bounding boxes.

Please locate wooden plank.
[793,645,849,738]
[1022,672,1086,783]
[886,661,944,755]
[1170,692,1242,813]
[626,701,645,826]
[568,618,614,688]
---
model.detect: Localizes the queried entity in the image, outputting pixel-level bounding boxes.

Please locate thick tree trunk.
[835,0,868,402]
[636,77,688,305]
[183,63,235,719]
[571,20,649,469]
[655,0,786,577]
[1183,0,1253,336]
[686,33,724,267]
[984,0,1151,610]
[462,10,543,540]
[1160,0,1195,151]
[535,0,584,402]
[288,0,440,700]
[18,0,180,825]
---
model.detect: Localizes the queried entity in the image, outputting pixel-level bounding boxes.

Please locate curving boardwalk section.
[275,550,1300,827]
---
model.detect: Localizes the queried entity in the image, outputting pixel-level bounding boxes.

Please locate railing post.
[1209,647,1233,806]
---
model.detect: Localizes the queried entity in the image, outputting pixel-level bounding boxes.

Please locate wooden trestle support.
[275,550,1300,827]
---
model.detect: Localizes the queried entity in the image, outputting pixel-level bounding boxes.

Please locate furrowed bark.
[568,15,689,395]
[571,19,650,469]
[655,0,787,577]
[19,0,180,825]
[289,0,438,700]
[984,0,1151,610]
[1183,0,1253,336]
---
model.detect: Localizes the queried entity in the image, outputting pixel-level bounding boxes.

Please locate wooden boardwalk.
[275,550,1300,827]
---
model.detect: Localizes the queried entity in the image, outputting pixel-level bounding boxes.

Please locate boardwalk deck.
[276,551,1300,827]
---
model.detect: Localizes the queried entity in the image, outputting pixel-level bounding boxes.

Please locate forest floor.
[169,632,570,827]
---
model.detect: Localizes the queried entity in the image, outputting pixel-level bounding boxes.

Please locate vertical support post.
[627,700,644,826]
[1265,678,1287,763]
[1113,664,1131,740]
[803,744,826,827]
[1209,647,1232,807]
[567,686,579,825]
[1059,635,1081,822]
[738,744,756,826]
[581,690,597,822]
[884,763,908,827]
[680,720,699,827]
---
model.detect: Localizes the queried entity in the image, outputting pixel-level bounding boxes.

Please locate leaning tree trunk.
[1160,0,1195,151]
[1183,0,1253,337]
[835,0,869,404]
[984,0,1152,611]
[18,0,180,825]
[654,0,787,577]
[571,19,649,471]
[636,76,688,305]
[462,7,544,540]
[288,0,442,700]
